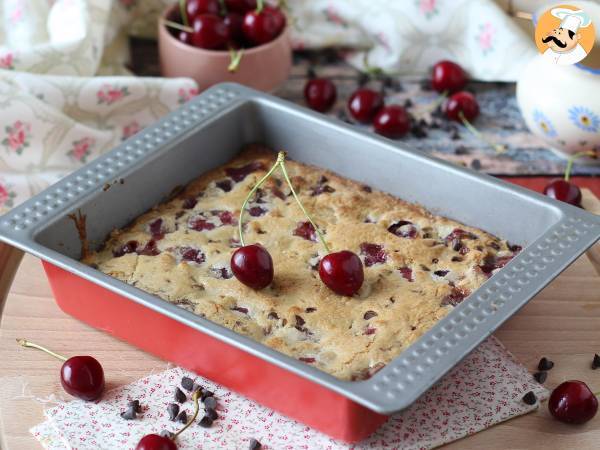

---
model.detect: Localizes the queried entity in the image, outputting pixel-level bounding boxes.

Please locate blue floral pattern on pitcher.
[568,106,600,133]
[532,109,558,138]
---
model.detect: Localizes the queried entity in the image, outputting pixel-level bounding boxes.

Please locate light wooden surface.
[0,191,599,450]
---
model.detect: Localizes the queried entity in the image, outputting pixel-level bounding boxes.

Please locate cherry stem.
[217,0,228,15]
[238,155,283,246]
[277,152,331,254]
[256,0,264,14]
[164,19,193,33]
[361,52,400,78]
[16,338,67,362]
[179,0,189,27]
[173,390,200,439]
[228,48,244,73]
[458,111,507,153]
[564,151,596,182]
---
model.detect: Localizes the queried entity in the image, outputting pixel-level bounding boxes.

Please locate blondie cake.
[85,144,521,381]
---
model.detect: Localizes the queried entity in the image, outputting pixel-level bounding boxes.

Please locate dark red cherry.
[319,250,364,296]
[242,6,286,46]
[373,105,411,139]
[543,179,582,206]
[178,31,192,45]
[431,60,467,93]
[225,0,257,14]
[444,91,479,122]
[347,88,384,124]
[60,355,105,401]
[548,380,598,424]
[136,434,177,450]
[231,244,274,289]
[224,12,244,45]
[190,14,229,50]
[186,0,220,20]
[304,78,337,113]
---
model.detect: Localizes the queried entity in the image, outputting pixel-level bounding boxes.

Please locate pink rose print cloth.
[31,337,547,450]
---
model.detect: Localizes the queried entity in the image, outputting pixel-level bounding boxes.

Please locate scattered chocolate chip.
[201,390,214,401]
[357,72,369,86]
[199,415,213,428]
[450,130,460,140]
[538,357,554,371]
[470,159,482,170]
[533,371,547,384]
[403,98,413,108]
[204,396,217,410]
[454,145,470,155]
[249,438,262,450]
[120,405,137,420]
[128,400,141,413]
[522,391,537,405]
[176,410,188,424]
[167,403,180,421]
[174,387,186,403]
[181,376,195,391]
[363,310,378,320]
[205,408,219,421]
[592,354,600,370]
[419,79,432,91]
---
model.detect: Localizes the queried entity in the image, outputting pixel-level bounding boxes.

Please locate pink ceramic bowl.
[158,5,292,93]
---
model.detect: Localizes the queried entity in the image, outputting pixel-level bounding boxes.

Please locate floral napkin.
[30,337,547,450]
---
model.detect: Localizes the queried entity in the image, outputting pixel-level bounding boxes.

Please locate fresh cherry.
[17,339,105,401]
[548,380,598,424]
[185,0,220,20]
[225,0,257,14]
[444,91,479,122]
[431,60,467,93]
[347,88,384,124]
[136,434,177,450]
[373,105,411,139]
[231,244,274,289]
[543,179,582,206]
[242,6,286,46]
[190,14,229,49]
[304,78,337,112]
[319,251,364,296]
[224,12,245,45]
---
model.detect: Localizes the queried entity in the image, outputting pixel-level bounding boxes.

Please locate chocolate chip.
[249,438,262,450]
[295,315,305,327]
[533,371,547,384]
[363,310,378,320]
[192,382,204,393]
[454,145,470,155]
[120,405,137,420]
[181,376,195,391]
[470,159,482,170]
[201,390,214,401]
[174,387,186,403]
[128,399,141,413]
[267,312,279,320]
[205,408,219,420]
[305,307,317,313]
[176,410,188,424]
[199,415,213,428]
[451,256,463,262]
[592,354,600,370]
[538,357,554,371]
[167,403,180,421]
[420,264,430,272]
[522,391,537,405]
[362,185,372,193]
[204,396,217,410]
[433,270,449,277]
[403,98,413,108]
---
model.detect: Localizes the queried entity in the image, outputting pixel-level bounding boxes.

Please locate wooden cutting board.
[0,190,599,450]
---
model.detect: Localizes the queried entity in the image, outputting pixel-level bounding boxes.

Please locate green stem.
[256,0,264,13]
[277,152,330,254]
[564,151,596,182]
[16,338,68,362]
[217,0,228,15]
[164,19,193,33]
[173,390,200,439]
[459,111,506,154]
[179,0,189,27]
[238,155,283,246]
[228,48,244,73]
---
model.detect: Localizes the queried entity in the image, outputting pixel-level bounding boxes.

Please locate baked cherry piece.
[548,380,598,424]
[431,60,467,93]
[231,244,274,289]
[347,88,384,123]
[373,105,411,139]
[185,0,220,20]
[242,6,286,46]
[304,78,337,113]
[444,91,479,122]
[136,434,177,450]
[190,14,229,49]
[543,179,582,206]
[319,251,364,296]
[17,339,105,401]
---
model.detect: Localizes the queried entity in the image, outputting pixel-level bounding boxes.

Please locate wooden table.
[0,191,599,450]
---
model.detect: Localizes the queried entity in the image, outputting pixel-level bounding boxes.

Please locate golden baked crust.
[85,144,520,381]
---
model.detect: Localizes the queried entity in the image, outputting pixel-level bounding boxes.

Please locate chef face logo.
[535,5,595,65]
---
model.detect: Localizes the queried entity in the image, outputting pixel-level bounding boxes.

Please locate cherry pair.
[231,152,364,296]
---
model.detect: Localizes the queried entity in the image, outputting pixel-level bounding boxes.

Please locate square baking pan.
[1,83,599,442]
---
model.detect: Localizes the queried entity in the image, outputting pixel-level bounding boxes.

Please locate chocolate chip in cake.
[199,415,213,428]
[128,399,141,413]
[248,438,262,450]
[295,315,305,327]
[176,410,188,424]
[433,270,449,277]
[362,185,372,193]
[593,354,600,370]
[522,391,537,405]
[216,179,233,192]
[431,258,439,264]
[204,396,217,410]
[533,371,548,384]
[232,306,249,314]
[181,376,195,391]
[174,387,187,403]
[451,256,463,262]
[205,408,219,420]
[538,357,554,371]
[182,197,197,209]
[305,307,317,313]
[267,312,279,320]
[488,241,501,250]
[167,403,180,421]
[120,405,137,420]
[363,310,378,320]
[299,357,316,363]
[420,264,430,272]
